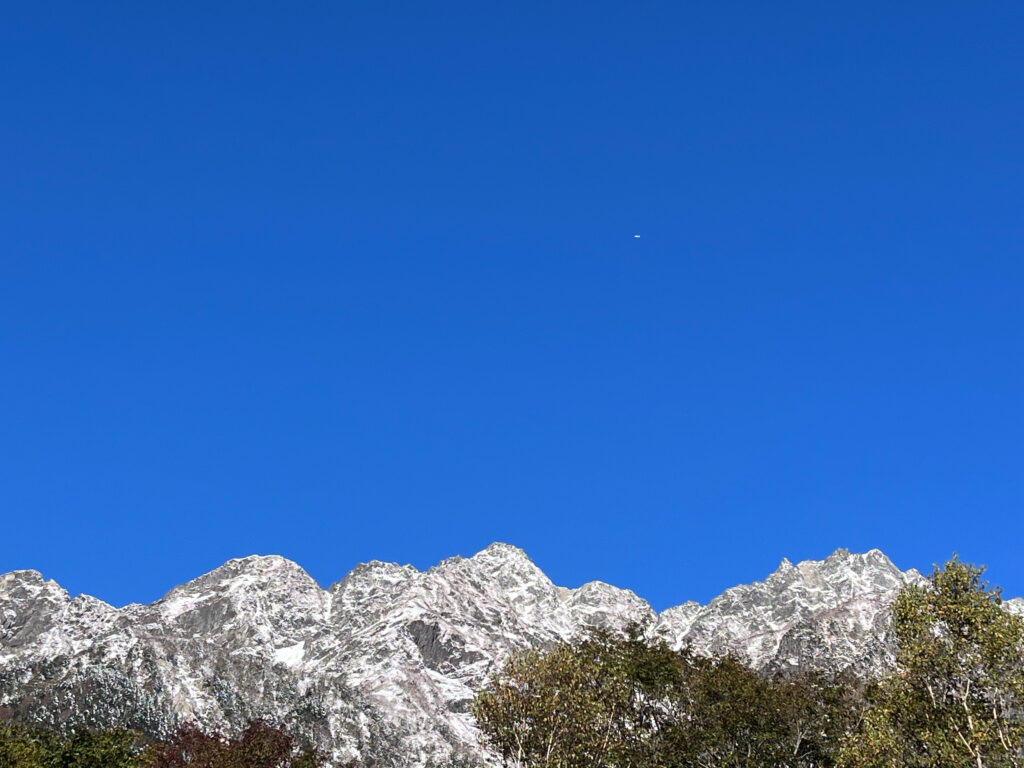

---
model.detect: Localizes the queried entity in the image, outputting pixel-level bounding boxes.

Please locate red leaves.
[145,720,323,768]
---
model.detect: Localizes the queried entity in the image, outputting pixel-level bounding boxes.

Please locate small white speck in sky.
[633,234,641,238]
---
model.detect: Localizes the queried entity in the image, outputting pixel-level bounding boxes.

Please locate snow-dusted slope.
[1006,597,1024,618]
[0,545,949,766]
[655,548,926,676]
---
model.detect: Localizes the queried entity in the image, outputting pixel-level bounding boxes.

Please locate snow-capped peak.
[0,546,997,767]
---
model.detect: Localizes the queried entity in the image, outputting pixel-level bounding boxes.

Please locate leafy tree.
[143,720,323,768]
[143,724,229,768]
[0,722,144,768]
[838,557,1024,768]
[775,670,864,768]
[664,658,858,768]
[472,625,687,768]
[0,723,50,768]
[64,729,145,768]
[667,654,786,767]
[0,720,320,768]
[473,625,861,768]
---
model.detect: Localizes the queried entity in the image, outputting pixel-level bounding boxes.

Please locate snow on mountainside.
[655,548,927,677]
[0,545,958,766]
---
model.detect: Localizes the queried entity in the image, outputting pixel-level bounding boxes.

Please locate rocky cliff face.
[0,545,935,766]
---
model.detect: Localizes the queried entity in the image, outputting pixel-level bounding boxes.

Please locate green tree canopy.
[473,624,859,768]
[838,557,1024,768]
[471,625,687,768]
[0,723,143,768]
[0,720,321,768]
[144,720,322,768]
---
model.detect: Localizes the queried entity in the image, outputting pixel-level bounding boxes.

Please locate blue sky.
[2,2,1022,610]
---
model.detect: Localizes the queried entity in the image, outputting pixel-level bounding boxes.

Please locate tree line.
[0,720,326,768]
[473,557,1024,768]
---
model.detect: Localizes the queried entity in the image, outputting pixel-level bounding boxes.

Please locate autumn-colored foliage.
[145,720,322,768]
[0,720,322,768]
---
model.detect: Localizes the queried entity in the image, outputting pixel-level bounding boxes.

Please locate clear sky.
[2,2,1022,611]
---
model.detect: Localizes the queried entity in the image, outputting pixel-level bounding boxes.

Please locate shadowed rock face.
[0,545,950,766]
[0,572,72,650]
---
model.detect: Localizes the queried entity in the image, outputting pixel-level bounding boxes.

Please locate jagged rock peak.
[474,541,532,561]
[0,570,72,655]
[138,553,330,642]
[153,554,325,599]
[205,553,318,579]
[0,570,70,614]
[428,542,537,569]
[465,541,547,572]
[332,558,418,589]
[0,545,1010,768]
[767,548,903,582]
[0,569,66,595]
[424,542,555,593]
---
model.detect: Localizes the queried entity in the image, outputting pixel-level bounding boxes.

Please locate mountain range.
[3,544,1020,767]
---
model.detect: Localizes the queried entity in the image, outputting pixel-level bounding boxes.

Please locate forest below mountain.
[3,557,1023,768]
